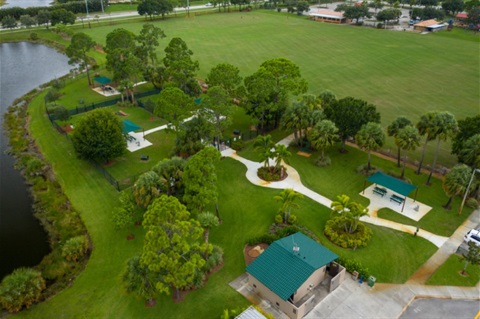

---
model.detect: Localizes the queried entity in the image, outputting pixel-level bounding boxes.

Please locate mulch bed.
[243,243,269,266]
[62,125,74,133]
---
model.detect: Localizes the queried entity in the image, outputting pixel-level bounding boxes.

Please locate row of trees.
[0,0,106,20]
[114,147,224,302]
[1,8,76,29]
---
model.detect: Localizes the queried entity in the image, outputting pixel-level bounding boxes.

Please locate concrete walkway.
[221,142,447,247]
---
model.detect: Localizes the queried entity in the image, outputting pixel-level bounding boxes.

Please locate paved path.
[221,141,448,247]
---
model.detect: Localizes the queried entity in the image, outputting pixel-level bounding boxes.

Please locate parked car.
[464,229,480,247]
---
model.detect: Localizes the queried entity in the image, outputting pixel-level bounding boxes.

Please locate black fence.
[46,88,160,121]
[45,88,162,192]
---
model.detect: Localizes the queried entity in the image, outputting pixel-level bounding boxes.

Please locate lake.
[0,42,71,279]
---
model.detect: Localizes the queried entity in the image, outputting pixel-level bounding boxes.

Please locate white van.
[464,229,480,247]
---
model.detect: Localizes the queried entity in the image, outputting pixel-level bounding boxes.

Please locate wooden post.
[401,197,406,212]
[362,180,367,194]
[413,188,418,203]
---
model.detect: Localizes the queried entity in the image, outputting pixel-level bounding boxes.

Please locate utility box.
[368,276,376,287]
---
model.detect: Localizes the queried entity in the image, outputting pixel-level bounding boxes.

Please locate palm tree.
[330,194,352,218]
[442,164,471,210]
[355,122,385,172]
[387,116,412,167]
[254,134,275,169]
[416,111,439,175]
[281,101,310,146]
[330,194,368,234]
[345,202,369,234]
[274,188,303,223]
[395,125,421,179]
[459,134,480,169]
[426,112,458,185]
[308,119,338,162]
[197,212,219,246]
[273,144,291,172]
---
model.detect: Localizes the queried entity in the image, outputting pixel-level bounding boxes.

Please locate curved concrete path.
[220,142,448,248]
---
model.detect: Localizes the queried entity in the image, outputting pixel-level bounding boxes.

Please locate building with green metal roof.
[246,232,344,319]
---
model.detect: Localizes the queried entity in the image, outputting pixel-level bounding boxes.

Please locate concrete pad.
[125,132,152,152]
[361,184,432,221]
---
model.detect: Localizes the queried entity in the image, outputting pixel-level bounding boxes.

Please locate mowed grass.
[426,254,480,286]
[75,10,479,166]
[286,143,473,237]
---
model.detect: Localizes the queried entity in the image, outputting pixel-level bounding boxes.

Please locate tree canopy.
[183,146,221,214]
[140,195,208,300]
[66,32,96,86]
[71,109,126,163]
[324,97,381,152]
[206,63,243,98]
[243,58,308,132]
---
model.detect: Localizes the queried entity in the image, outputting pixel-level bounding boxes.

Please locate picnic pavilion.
[93,76,111,87]
[362,172,418,213]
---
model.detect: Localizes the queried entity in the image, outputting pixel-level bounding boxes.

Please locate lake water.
[1,0,52,8]
[0,42,71,279]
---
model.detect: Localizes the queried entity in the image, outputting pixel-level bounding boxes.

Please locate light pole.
[459,168,480,215]
[85,0,91,28]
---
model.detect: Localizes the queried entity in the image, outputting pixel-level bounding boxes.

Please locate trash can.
[352,271,359,280]
[368,276,376,287]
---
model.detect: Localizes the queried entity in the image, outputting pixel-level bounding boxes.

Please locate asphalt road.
[400,298,480,319]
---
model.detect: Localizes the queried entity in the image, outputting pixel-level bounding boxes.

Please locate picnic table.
[373,186,387,197]
[390,194,404,205]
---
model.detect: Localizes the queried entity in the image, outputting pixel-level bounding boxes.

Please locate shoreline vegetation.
[1,9,478,317]
[3,78,91,304]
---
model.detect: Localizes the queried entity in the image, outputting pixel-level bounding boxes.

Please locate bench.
[390,194,404,205]
[373,187,387,197]
[117,110,128,116]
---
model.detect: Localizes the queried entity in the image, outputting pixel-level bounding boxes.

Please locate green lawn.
[287,144,473,237]
[426,254,480,286]
[71,10,479,166]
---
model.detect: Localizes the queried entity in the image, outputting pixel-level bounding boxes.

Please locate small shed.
[414,19,446,32]
[363,172,418,212]
[309,9,347,24]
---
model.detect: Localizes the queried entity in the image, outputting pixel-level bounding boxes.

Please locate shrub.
[315,156,331,167]
[466,198,479,209]
[191,270,206,289]
[287,214,297,224]
[26,157,44,176]
[54,105,71,122]
[377,23,384,29]
[336,256,370,279]
[356,164,378,175]
[275,214,283,224]
[231,140,245,151]
[62,235,89,262]
[324,217,373,249]
[257,166,282,181]
[246,234,276,245]
[0,268,46,313]
[30,32,38,40]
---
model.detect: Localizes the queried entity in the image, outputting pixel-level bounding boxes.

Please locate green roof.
[122,119,141,134]
[246,232,338,301]
[94,76,111,85]
[366,172,417,197]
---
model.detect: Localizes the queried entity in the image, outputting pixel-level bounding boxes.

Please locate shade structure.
[122,119,141,134]
[366,172,416,197]
[94,76,111,85]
